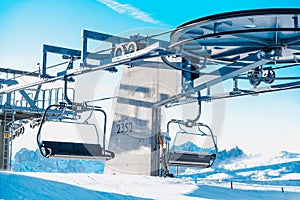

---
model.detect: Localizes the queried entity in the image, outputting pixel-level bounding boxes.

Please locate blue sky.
[1,0,300,154]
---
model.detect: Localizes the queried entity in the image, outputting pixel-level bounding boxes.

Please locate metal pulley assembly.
[247,66,276,86]
[247,66,263,86]
[113,41,139,57]
[114,44,126,57]
[263,68,276,84]
[126,41,138,53]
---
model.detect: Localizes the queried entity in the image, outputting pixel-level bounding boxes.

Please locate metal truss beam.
[41,44,81,78]
[41,43,112,77]
[0,68,40,77]
[164,80,300,108]
[193,54,270,91]
[82,29,130,43]
[202,80,300,101]
[81,30,130,64]
[0,41,167,95]
[0,79,38,109]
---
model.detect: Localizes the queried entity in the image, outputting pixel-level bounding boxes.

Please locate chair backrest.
[170,131,217,155]
[39,120,101,145]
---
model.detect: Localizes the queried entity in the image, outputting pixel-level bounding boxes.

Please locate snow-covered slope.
[178,150,300,188]
[1,172,300,200]
[4,147,299,200]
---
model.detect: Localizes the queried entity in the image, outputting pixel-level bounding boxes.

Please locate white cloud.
[97,0,160,24]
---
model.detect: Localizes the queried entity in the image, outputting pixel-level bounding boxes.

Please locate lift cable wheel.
[36,103,115,160]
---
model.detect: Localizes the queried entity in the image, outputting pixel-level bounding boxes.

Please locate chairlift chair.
[166,120,218,168]
[36,103,114,160]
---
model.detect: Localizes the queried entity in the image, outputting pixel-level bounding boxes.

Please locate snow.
[2,147,300,199]
[178,151,300,186]
[274,173,300,181]
[222,152,300,171]
[1,172,300,200]
[205,172,231,180]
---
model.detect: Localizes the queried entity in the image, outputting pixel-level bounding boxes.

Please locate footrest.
[41,141,114,160]
[168,152,216,168]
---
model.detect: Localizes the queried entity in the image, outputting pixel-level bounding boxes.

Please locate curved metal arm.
[161,56,200,74]
[63,57,75,105]
[37,103,109,158]
[92,107,107,152]
[166,92,202,128]
[166,119,218,152]
[36,104,63,157]
[198,123,218,155]
[167,119,184,133]
[64,76,73,105]
[189,91,201,122]
[83,109,94,124]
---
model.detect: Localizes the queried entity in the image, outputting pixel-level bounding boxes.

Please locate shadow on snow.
[0,173,149,200]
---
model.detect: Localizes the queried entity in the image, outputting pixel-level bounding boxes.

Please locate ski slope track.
[1,149,300,200]
[1,172,300,200]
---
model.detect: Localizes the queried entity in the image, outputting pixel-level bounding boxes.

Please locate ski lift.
[166,119,217,168]
[161,91,217,169]
[36,58,114,160]
[36,103,114,160]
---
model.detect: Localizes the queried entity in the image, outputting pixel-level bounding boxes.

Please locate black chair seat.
[41,141,114,160]
[168,151,216,168]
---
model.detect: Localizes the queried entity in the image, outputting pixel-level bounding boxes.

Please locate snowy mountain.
[216,146,246,163]
[168,145,246,174]
[12,148,104,173]
[172,141,216,154]
[11,146,244,173]
[177,150,300,188]
[12,146,300,187]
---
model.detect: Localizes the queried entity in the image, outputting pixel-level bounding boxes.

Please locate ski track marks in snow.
[1,172,300,200]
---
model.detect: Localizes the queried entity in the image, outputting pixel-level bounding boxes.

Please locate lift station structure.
[0,9,300,176]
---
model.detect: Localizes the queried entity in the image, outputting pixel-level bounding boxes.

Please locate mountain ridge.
[12,148,104,173]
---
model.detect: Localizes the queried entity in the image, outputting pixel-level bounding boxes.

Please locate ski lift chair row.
[37,103,114,160]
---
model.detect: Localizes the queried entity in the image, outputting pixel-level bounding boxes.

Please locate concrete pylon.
[104,58,181,175]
